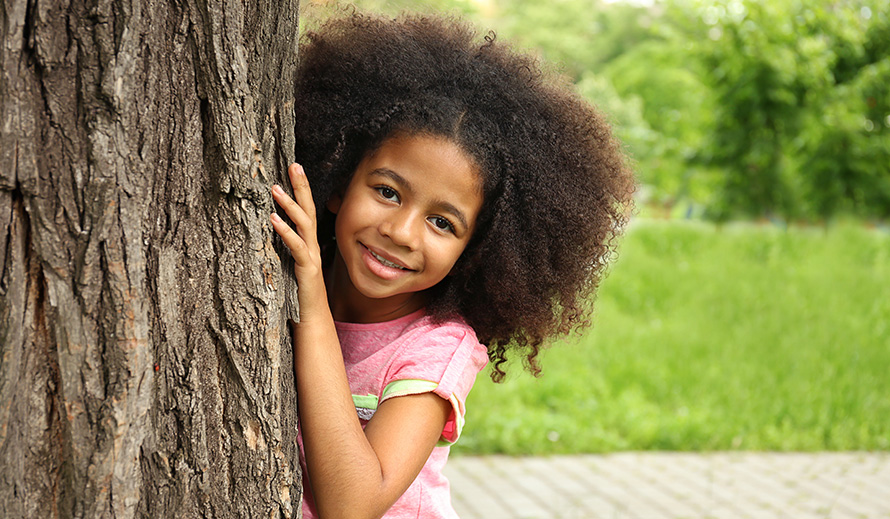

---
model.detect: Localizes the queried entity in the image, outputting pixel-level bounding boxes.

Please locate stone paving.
[445,452,890,519]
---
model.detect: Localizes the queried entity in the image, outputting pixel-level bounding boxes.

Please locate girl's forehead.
[366,133,484,189]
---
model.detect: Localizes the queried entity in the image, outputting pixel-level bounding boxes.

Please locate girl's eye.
[429,216,455,233]
[376,186,399,202]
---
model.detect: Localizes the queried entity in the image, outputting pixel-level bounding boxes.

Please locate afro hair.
[294,11,635,380]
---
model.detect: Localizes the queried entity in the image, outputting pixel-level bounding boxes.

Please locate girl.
[271,11,635,519]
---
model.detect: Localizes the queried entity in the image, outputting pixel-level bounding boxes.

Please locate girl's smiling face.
[327,133,484,322]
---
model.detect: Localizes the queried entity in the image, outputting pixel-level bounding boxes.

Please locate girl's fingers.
[271,212,316,267]
[272,172,317,244]
[272,184,312,237]
[288,163,317,221]
[271,163,325,276]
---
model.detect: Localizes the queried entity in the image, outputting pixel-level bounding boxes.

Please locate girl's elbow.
[314,486,393,519]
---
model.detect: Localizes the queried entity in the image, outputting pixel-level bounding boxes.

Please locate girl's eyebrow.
[369,168,471,231]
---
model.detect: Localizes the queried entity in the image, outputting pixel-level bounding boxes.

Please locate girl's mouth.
[363,244,411,271]
[370,250,407,270]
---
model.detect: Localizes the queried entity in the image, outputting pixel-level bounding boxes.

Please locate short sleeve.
[379,321,489,444]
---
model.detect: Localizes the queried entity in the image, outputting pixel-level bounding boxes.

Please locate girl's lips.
[360,244,413,280]
[366,244,409,270]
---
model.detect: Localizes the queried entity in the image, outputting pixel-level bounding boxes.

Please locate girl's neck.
[326,251,428,324]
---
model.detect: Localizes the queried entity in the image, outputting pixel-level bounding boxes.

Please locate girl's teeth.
[371,250,406,270]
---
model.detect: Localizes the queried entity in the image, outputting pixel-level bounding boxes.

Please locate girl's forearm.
[293,316,397,519]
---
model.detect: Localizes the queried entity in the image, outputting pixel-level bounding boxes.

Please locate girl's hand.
[271,163,327,322]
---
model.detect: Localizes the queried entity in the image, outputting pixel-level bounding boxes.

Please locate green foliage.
[575,75,659,184]
[493,0,657,77]
[601,40,717,206]
[694,0,890,220]
[799,11,890,219]
[457,221,890,454]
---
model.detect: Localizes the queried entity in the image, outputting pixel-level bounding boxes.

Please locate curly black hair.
[295,11,635,381]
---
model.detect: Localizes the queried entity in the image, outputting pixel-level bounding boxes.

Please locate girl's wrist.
[295,277,333,327]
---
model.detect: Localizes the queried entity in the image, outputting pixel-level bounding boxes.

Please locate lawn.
[457,219,890,454]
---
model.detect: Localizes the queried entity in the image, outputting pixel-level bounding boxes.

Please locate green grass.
[456,219,890,454]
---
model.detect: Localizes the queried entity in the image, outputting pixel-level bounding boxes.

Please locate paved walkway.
[445,452,890,519]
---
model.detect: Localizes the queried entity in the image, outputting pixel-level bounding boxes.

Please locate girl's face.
[327,133,484,321]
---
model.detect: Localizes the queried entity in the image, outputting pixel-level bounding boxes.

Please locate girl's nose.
[380,210,421,250]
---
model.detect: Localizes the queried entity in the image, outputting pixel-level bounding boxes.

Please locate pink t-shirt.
[300,309,489,518]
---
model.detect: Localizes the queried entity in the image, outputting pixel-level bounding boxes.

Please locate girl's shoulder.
[395,315,487,377]
[338,310,488,403]
[383,314,488,407]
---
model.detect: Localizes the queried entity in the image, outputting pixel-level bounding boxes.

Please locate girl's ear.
[326,193,342,214]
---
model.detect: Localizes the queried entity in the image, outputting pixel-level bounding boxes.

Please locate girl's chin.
[352,282,415,303]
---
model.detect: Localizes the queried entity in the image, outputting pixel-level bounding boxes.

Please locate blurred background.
[302,0,890,454]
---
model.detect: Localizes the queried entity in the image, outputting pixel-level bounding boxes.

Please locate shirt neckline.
[333,308,427,331]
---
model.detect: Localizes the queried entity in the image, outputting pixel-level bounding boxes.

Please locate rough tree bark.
[0,0,302,517]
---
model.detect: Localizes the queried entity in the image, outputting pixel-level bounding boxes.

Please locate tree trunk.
[0,0,302,517]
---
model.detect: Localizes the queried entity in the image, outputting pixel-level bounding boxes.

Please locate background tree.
[693,0,890,220]
[795,1,890,219]
[1,0,302,517]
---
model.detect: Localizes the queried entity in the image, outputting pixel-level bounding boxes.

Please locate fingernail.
[293,164,305,175]
[272,184,284,195]
[271,213,282,223]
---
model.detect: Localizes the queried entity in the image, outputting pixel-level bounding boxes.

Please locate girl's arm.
[271,164,451,519]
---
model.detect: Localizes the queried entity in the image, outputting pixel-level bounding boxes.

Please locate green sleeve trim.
[381,379,438,401]
[380,380,467,447]
[352,394,379,410]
